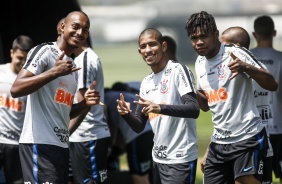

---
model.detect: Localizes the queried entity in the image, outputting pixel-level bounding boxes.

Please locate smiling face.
[10,49,28,74]
[138,31,167,73]
[61,12,90,51]
[190,26,220,59]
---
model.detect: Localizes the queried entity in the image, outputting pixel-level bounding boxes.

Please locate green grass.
[95,43,280,184]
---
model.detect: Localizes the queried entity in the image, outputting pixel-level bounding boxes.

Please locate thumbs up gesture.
[54,51,81,76]
[84,81,104,106]
[227,52,247,80]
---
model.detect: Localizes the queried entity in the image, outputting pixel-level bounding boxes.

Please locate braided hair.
[185,11,217,37]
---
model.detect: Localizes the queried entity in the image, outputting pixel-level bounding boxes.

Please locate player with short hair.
[0,35,34,183]
[10,11,102,184]
[186,11,278,184]
[220,26,274,184]
[117,28,200,184]
[251,15,282,184]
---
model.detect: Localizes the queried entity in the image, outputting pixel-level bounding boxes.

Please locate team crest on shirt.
[160,79,169,94]
[217,64,227,79]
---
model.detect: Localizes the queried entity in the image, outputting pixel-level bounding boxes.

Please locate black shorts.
[69,137,110,184]
[269,134,282,178]
[126,131,154,175]
[0,143,22,183]
[204,128,269,184]
[152,160,197,184]
[19,143,69,184]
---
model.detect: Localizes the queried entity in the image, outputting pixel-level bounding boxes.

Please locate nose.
[76,28,83,35]
[144,44,151,52]
[196,38,204,45]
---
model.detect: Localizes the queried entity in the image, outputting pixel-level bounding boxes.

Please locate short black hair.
[185,11,217,37]
[163,35,177,61]
[254,15,274,39]
[139,28,163,45]
[222,26,250,49]
[12,35,34,52]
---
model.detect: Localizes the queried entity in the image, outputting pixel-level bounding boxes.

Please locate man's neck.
[256,40,273,48]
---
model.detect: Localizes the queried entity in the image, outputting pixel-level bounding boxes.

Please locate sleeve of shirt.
[76,51,99,90]
[176,64,196,96]
[23,44,50,75]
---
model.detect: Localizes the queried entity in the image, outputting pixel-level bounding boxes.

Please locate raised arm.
[117,93,148,133]
[11,51,80,98]
[228,52,278,91]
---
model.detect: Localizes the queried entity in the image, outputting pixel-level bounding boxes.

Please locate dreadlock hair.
[138,28,163,45]
[185,11,217,37]
[254,15,274,39]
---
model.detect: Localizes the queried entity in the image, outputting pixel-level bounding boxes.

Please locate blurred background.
[0,1,281,183]
[1,0,282,65]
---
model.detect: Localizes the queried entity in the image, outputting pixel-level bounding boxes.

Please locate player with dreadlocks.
[185,11,278,184]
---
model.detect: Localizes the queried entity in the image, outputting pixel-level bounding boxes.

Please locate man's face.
[62,13,90,48]
[138,33,166,67]
[190,26,219,59]
[10,49,28,74]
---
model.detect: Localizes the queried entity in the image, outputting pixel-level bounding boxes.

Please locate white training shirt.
[19,42,77,148]
[195,44,265,144]
[0,63,27,145]
[140,60,198,164]
[250,47,282,135]
[69,48,110,142]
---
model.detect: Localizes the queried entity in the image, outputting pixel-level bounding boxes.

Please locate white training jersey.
[104,90,152,144]
[0,63,27,145]
[140,60,198,164]
[20,42,78,148]
[250,47,282,135]
[69,48,110,142]
[195,44,265,144]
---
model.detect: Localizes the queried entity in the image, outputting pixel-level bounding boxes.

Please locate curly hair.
[185,11,217,37]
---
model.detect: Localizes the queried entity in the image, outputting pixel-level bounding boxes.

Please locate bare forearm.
[246,67,278,91]
[11,69,59,98]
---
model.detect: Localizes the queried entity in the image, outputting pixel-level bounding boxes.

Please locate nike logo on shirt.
[243,166,254,172]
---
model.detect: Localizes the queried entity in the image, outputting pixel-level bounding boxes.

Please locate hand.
[200,148,209,173]
[133,94,160,116]
[54,51,81,76]
[117,93,131,115]
[84,81,104,106]
[228,52,247,80]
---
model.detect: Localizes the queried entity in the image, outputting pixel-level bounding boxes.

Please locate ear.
[273,30,277,37]
[252,32,257,39]
[138,48,141,54]
[162,41,167,53]
[10,49,14,57]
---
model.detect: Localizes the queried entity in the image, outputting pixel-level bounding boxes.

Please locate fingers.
[90,81,96,90]
[230,52,237,60]
[58,51,65,61]
[120,93,125,102]
[229,72,239,80]
[71,67,81,72]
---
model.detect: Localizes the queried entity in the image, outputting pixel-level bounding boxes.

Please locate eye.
[140,44,146,49]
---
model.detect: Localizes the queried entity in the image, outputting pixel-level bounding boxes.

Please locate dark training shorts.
[19,143,69,184]
[204,128,269,184]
